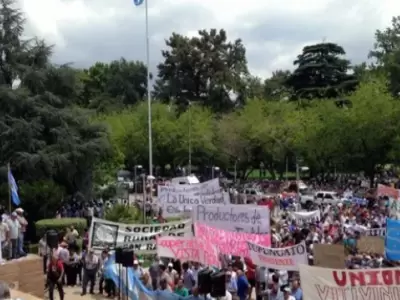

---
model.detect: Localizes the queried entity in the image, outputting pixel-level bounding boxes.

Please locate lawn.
[246,169,297,180]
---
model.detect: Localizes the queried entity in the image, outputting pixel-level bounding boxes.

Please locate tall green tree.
[79,59,147,111]
[286,43,358,100]
[154,29,249,113]
[369,16,400,97]
[0,0,111,209]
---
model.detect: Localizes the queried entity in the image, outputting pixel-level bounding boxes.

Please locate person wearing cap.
[15,208,27,257]
[6,212,20,259]
[166,262,178,281]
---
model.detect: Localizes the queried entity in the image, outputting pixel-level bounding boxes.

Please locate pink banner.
[195,223,271,257]
[157,236,221,267]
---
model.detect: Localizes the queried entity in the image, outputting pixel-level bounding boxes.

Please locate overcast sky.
[20,0,399,79]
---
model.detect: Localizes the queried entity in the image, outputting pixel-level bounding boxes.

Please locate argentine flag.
[133,0,144,5]
[8,169,21,206]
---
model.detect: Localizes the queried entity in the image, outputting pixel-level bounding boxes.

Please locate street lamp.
[134,165,143,198]
[145,175,156,224]
[211,166,220,179]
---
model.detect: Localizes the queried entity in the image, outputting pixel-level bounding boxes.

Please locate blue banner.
[385,218,400,260]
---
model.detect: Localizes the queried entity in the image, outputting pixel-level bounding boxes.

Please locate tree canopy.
[2,0,400,221]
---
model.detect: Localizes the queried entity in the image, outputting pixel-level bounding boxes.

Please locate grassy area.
[246,169,297,179]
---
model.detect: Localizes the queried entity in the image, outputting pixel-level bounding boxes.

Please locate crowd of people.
[6,173,400,300]
[0,207,28,262]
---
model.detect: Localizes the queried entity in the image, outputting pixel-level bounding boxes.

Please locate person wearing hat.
[6,212,20,259]
[282,286,295,300]
[15,208,27,257]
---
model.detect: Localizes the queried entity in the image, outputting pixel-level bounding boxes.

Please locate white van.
[170,175,200,185]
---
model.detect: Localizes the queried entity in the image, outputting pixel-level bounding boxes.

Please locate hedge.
[35,218,87,238]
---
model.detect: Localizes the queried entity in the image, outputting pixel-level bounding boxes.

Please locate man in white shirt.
[0,217,9,263]
[15,208,27,257]
[82,249,99,295]
[6,213,20,259]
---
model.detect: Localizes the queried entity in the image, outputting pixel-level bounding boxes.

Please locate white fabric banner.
[291,210,320,223]
[247,241,307,271]
[88,217,192,254]
[192,204,270,234]
[158,179,229,217]
[299,264,400,300]
[158,178,220,194]
[157,236,220,267]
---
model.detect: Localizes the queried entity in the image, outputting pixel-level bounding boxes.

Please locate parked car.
[315,191,341,205]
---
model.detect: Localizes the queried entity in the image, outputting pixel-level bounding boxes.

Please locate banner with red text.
[156,236,220,267]
[195,223,270,257]
[247,241,307,271]
[299,264,400,300]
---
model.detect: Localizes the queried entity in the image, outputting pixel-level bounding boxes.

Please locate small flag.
[133,0,144,6]
[8,169,21,206]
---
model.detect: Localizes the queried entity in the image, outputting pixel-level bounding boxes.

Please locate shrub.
[35,218,87,238]
[104,203,141,223]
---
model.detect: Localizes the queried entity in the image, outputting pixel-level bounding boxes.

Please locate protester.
[38,234,48,274]
[6,212,19,259]
[15,208,27,257]
[174,278,189,297]
[47,253,65,300]
[0,216,8,263]
[81,248,98,295]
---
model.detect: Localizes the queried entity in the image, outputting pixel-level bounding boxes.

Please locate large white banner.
[158,178,229,217]
[192,204,270,234]
[291,210,320,223]
[247,241,307,271]
[299,264,400,300]
[89,217,192,254]
[158,178,220,193]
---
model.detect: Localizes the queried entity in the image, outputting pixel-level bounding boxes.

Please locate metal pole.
[234,161,237,183]
[134,167,137,197]
[143,176,146,224]
[212,167,214,179]
[296,157,300,182]
[145,0,152,177]
[7,163,11,213]
[188,102,192,174]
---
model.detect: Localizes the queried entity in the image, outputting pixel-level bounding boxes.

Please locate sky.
[19,0,400,79]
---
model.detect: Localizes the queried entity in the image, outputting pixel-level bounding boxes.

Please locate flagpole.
[145,0,153,178]
[7,163,11,214]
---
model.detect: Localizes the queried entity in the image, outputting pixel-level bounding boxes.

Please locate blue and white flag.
[133,0,144,5]
[385,218,400,260]
[105,254,203,300]
[8,169,20,206]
